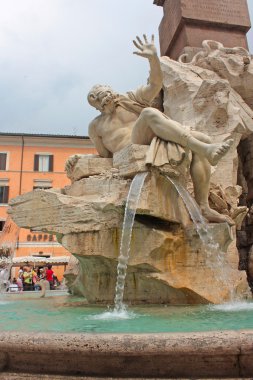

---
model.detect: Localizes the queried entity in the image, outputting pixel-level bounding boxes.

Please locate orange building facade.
[0,132,96,281]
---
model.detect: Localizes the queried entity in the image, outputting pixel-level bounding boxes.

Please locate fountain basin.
[1,293,253,377]
[0,330,253,378]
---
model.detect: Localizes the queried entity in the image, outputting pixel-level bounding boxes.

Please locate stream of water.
[166,176,233,296]
[114,172,148,312]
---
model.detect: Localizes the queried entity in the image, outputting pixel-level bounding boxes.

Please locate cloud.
[0,0,252,136]
[0,0,162,135]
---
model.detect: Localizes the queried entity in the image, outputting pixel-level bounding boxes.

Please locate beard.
[100,92,116,110]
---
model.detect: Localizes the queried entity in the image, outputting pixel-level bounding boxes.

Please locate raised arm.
[133,34,163,103]
[88,119,112,158]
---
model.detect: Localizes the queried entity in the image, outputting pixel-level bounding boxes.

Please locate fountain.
[2,32,253,377]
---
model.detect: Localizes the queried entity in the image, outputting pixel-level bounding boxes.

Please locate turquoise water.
[0,292,253,333]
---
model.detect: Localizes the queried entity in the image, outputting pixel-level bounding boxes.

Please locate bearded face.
[87,85,116,113]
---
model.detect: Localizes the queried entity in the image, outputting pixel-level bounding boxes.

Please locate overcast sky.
[0,0,252,137]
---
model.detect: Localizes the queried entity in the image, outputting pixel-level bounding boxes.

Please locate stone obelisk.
[154,0,251,59]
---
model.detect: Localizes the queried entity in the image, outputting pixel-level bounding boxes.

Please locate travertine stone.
[113,144,148,178]
[182,40,253,110]
[160,56,253,189]
[8,188,125,235]
[9,173,190,234]
[61,221,246,304]
[66,154,113,182]
[138,173,190,226]
[11,170,249,304]
[160,45,253,291]
[0,330,253,377]
[113,143,191,180]
[208,183,248,230]
[64,175,130,202]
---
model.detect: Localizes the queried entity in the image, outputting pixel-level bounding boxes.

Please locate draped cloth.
[145,137,186,167]
[114,87,187,168]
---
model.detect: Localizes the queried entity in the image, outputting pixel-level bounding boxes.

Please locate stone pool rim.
[0,330,252,378]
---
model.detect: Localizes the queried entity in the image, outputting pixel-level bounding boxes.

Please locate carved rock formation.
[9,153,249,304]
[8,40,253,303]
[161,47,253,293]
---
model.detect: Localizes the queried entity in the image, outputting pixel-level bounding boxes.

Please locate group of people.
[7,264,59,293]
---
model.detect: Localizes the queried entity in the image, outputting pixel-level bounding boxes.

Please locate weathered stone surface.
[160,53,253,205]
[208,183,248,230]
[113,143,192,181]
[113,144,148,178]
[10,168,249,304]
[0,330,253,377]
[8,188,123,234]
[8,173,190,234]
[183,41,253,110]
[160,52,253,294]
[61,221,247,304]
[65,154,113,182]
[64,174,130,201]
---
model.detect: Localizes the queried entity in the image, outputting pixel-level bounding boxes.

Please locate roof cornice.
[0,132,89,139]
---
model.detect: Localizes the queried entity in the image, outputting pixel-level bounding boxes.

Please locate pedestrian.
[16,276,23,292]
[45,264,54,290]
[23,266,33,291]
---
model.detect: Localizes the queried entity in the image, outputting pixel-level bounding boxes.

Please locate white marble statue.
[87,35,233,225]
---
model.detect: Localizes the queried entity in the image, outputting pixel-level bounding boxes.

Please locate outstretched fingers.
[136,36,143,46]
[133,34,154,49]
[133,36,145,56]
[133,39,143,51]
[132,34,156,57]
[143,34,148,43]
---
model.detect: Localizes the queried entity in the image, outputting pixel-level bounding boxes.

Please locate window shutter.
[49,155,54,172]
[3,186,9,203]
[0,153,7,170]
[34,155,39,171]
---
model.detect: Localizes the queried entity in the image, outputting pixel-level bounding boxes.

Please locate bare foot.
[206,139,233,166]
[201,205,235,226]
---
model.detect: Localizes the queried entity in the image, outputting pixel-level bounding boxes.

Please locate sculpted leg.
[132,108,234,225]
[134,108,233,166]
[190,134,234,225]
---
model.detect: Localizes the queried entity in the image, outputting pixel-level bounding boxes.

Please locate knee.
[140,107,162,122]
[202,135,212,144]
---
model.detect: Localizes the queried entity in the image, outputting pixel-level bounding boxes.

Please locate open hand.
[133,34,157,59]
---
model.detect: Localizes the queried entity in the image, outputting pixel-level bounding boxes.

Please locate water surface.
[0,292,253,333]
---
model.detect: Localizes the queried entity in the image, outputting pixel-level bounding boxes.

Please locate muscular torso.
[94,106,138,153]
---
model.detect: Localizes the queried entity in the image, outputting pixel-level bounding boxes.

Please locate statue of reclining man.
[86,35,233,225]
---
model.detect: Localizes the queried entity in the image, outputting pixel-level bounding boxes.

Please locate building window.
[34,154,53,172]
[0,220,5,231]
[33,186,52,190]
[33,179,52,190]
[0,153,7,171]
[0,186,9,204]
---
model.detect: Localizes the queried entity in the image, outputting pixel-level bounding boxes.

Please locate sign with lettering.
[27,234,54,242]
